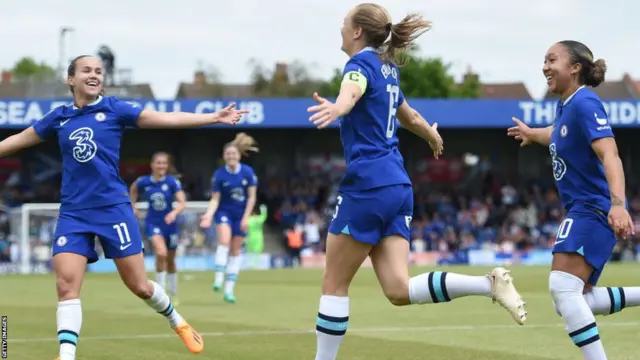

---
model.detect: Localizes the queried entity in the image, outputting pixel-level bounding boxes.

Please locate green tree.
[317,49,481,99]
[453,70,482,98]
[317,68,343,97]
[7,57,57,82]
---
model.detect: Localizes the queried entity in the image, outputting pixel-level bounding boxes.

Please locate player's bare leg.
[213,223,232,292]
[114,252,203,354]
[550,253,607,359]
[315,233,372,360]
[151,235,168,290]
[369,234,526,324]
[223,235,245,303]
[54,253,87,360]
[166,249,179,305]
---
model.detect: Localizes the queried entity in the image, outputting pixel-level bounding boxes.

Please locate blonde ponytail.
[228,132,259,156]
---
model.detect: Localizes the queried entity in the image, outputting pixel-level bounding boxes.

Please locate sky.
[1,0,638,100]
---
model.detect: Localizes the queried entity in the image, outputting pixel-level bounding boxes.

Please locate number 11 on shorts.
[113,222,132,250]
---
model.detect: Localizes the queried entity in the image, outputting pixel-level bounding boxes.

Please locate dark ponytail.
[585,59,607,87]
[559,40,607,88]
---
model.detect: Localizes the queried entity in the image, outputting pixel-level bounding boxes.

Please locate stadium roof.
[543,73,639,100]
[480,83,532,99]
[0,71,155,99]
[178,68,534,100]
[176,72,254,98]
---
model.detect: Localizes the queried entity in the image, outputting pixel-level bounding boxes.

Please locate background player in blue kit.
[0,55,247,360]
[200,133,258,303]
[130,151,186,304]
[307,4,527,360]
[509,41,640,359]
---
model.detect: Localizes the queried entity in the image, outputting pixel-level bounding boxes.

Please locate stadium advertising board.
[2,98,640,128]
[467,249,553,266]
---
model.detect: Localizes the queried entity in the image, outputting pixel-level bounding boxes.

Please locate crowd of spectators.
[267,173,640,261]
[2,155,640,268]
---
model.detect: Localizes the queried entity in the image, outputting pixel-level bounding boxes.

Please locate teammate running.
[200,133,259,303]
[0,55,246,359]
[509,40,639,359]
[307,4,526,360]
[130,152,185,304]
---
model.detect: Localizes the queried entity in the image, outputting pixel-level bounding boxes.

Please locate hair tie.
[386,23,392,32]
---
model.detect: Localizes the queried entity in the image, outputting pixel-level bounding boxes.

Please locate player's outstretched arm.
[334,78,364,117]
[592,137,635,238]
[579,97,635,238]
[136,103,248,128]
[508,118,552,146]
[593,138,626,206]
[396,102,438,140]
[396,101,443,143]
[527,126,553,145]
[0,127,44,157]
[396,101,443,158]
[308,70,366,129]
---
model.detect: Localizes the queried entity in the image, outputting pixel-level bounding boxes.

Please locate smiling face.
[223,145,241,167]
[543,43,580,96]
[67,56,104,99]
[151,153,169,177]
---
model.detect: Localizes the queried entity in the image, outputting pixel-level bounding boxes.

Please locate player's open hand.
[215,102,249,125]
[608,205,635,239]
[428,123,444,159]
[508,117,533,147]
[165,212,177,225]
[308,92,340,129]
[199,213,212,229]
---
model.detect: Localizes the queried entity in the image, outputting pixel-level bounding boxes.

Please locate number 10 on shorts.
[113,222,132,250]
[333,196,343,220]
[556,218,573,239]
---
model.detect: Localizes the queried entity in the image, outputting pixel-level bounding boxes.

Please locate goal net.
[6,201,217,274]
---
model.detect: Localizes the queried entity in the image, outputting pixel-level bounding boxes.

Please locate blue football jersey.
[211,163,258,217]
[338,48,411,192]
[32,96,141,211]
[135,175,182,222]
[549,86,614,213]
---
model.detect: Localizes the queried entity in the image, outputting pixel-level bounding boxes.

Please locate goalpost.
[8,201,211,274]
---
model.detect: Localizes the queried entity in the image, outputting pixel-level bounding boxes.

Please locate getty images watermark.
[1,315,6,359]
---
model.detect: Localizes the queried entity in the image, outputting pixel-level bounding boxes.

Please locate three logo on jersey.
[550,112,610,182]
[549,143,567,181]
[225,180,248,202]
[62,112,107,163]
[150,191,168,211]
[550,117,570,181]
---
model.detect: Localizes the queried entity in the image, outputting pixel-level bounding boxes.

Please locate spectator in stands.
[284,224,303,267]
[303,209,323,254]
[0,238,10,262]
